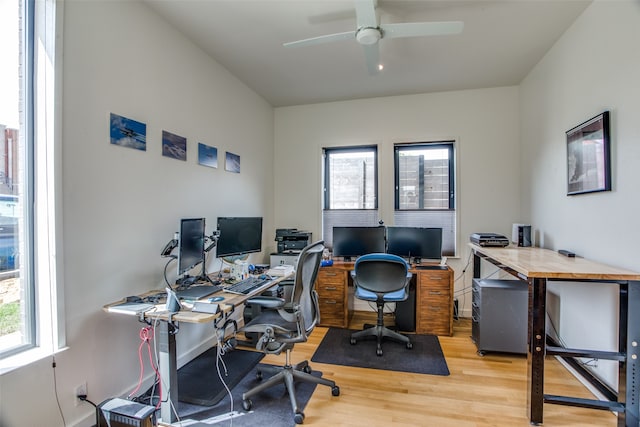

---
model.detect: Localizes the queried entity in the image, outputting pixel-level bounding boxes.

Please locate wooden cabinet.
[415,268,453,336]
[315,267,351,328]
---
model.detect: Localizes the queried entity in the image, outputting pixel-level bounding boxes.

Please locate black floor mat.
[177,347,264,406]
[311,327,450,375]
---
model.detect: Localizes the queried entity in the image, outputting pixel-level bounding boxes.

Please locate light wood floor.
[245,312,618,427]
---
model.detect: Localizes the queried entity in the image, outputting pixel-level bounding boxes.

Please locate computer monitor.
[177,218,206,276]
[332,226,386,261]
[386,226,443,263]
[216,217,263,258]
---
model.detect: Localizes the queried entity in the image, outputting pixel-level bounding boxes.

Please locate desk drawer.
[318,299,346,327]
[418,301,452,335]
[317,269,346,285]
[418,271,450,287]
[316,283,345,299]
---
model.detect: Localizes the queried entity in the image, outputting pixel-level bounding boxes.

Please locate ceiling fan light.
[356,27,381,45]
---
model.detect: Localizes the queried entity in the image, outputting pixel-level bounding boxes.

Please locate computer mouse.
[209,296,224,302]
[259,274,267,280]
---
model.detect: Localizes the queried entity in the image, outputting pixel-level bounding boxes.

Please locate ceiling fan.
[283,0,464,75]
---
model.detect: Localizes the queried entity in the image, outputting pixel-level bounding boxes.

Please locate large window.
[322,146,379,248]
[394,142,456,256]
[0,0,58,365]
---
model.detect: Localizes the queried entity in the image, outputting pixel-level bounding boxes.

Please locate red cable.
[128,326,162,407]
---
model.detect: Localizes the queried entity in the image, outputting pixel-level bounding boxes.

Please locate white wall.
[520,0,640,389]
[0,1,274,426]
[274,87,521,314]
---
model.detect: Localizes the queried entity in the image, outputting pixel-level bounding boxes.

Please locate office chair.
[240,241,340,424]
[350,253,413,356]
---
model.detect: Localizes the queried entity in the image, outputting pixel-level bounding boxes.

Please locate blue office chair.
[350,253,413,356]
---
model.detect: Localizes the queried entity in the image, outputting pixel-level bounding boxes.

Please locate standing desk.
[104,275,291,424]
[470,243,640,426]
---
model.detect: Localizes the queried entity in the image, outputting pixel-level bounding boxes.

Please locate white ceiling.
[145,0,591,107]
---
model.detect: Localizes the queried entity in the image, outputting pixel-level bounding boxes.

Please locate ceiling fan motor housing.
[356,27,381,45]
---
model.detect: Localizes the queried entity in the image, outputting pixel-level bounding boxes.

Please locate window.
[394,142,456,256]
[322,146,379,248]
[1,0,59,366]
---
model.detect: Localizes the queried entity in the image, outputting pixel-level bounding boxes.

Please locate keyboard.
[225,276,270,295]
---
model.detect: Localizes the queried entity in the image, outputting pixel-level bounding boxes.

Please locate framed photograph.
[162,130,187,161]
[566,111,611,195]
[110,113,146,151]
[225,151,240,173]
[198,143,218,168]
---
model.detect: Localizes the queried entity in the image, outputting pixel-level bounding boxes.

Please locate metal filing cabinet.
[471,278,528,355]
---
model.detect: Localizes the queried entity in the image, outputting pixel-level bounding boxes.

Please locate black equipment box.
[470,233,509,247]
[275,228,311,253]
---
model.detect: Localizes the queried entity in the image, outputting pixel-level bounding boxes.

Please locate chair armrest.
[245,296,286,310]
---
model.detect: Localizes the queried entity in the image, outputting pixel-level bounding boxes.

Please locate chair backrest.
[353,253,410,295]
[291,240,325,334]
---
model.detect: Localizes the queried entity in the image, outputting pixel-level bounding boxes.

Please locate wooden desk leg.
[623,281,640,427]
[158,321,179,424]
[527,277,546,425]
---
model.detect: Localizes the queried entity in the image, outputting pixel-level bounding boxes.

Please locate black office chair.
[350,253,413,356]
[240,241,340,424]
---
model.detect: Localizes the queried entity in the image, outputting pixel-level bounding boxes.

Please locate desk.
[470,244,640,426]
[104,275,290,424]
[316,261,454,336]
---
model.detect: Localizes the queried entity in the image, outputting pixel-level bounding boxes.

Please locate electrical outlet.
[75,382,87,406]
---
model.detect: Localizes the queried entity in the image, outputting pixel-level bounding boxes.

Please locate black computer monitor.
[216,217,263,258]
[386,226,442,263]
[177,218,206,276]
[332,226,386,260]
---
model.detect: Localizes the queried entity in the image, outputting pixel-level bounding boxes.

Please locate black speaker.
[517,225,532,247]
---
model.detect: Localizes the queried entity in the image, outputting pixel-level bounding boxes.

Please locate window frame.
[393,141,457,257]
[323,145,379,210]
[322,145,380,250]
[394,142,455,210]
[0,0,61,368]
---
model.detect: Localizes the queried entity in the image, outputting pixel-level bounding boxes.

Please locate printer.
[275,228,312,253]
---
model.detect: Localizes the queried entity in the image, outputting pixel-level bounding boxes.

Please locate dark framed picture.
[566,111,611,195]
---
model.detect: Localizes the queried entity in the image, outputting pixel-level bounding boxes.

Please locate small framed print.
[225,151,240,173]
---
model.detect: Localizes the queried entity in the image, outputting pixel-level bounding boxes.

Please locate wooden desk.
[316,261,454,336]
[470,244,640,426]
[104,275,291,424]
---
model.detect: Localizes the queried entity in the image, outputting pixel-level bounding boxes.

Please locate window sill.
[0,345,68,376]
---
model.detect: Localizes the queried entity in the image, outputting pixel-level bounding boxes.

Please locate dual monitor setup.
[164,217,263,283]
[332,226,443,264]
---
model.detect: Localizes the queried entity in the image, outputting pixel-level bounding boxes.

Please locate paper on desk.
[108,301,155,315]
[267,265,294,276]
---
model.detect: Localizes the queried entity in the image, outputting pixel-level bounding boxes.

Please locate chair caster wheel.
[303,365,312,374]
[376,348,383,357]
[256,371,263,381]
[332,386,340,396]
[350,338,356,345]
[242,399,252,411]
[294,411,305,424]
[406,342,413,349]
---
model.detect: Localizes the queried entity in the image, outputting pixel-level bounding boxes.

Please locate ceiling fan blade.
[362,44,380,76]
[283,30,356,48]
[382,21,464,39]
[355,0,378,29]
